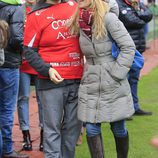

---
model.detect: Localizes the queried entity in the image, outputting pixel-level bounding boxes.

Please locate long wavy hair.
[0,20,9,49]
[68,0,109,40]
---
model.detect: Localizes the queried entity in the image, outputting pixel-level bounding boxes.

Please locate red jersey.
[24,0,83,79]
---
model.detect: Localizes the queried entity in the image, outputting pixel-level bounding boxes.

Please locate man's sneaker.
[2,150,29,158]
[134,109,152,116]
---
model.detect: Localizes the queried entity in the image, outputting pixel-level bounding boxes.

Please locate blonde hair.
[69,0,110,40]
[0,20,9,49]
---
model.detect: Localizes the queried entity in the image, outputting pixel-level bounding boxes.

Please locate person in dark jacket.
[0,0,29,157]
[116,0,153,116]
[17,0,44,152]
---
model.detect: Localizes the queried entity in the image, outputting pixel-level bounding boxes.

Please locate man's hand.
[49,67,64,84]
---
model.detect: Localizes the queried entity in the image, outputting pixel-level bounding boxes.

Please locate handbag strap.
[107,31,115,43]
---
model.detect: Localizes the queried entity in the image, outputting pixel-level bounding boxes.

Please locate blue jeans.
[128,68,141,111]
[17,72,43,130]
[86,120,127,137]
[0,129,2,157]
[0,68,19,154]
[144,23,149,40]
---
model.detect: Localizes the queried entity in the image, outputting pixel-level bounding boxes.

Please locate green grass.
[75,67,158,158]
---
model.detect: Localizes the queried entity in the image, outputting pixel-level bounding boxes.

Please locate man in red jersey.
[24,0,84,157]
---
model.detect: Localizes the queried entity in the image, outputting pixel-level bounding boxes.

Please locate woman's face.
[78,0,93,9]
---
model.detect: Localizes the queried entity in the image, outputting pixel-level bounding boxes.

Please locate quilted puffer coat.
[0,1,23,68]
[77,1,136,123]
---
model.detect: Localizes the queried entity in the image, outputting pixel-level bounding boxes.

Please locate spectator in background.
[23,0,84,157]
[0,19,9,158]
[0,0,29,157]
[116,0,153,116]
[17,0,44,152]
[141,0,151,49]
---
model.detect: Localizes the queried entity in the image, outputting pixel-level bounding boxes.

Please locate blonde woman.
[69,0,135,157]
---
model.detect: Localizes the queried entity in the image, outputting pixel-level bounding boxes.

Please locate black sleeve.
[24,46,51,77]
[136,3,153,23]
[9,5,24,53]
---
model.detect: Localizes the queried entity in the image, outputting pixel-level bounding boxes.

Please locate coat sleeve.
[9,5,24,53]
[105,12,136,80]
[24,46,51,77]
[136,3,153,23]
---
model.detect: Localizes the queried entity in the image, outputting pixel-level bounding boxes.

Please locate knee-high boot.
[114,134,129,158]
[86,134,104,158]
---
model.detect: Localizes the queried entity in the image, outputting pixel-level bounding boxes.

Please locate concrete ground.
[12,39,158,158]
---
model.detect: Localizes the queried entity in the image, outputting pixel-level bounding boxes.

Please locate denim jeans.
[0,68,19,154]
[86,120,127,137]
[144,23,149,40]
[38,83,82,158]
[128,68,141,111]
[0,129,2,157]
[17,72,43,130]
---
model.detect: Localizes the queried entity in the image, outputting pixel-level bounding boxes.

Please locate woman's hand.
[48,67,64,84]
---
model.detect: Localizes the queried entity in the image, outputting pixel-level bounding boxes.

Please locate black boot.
[134,109,152,116]
[114,133,129,158]
[22,130,32,151]
[86,134,104,158]
[2,150,29,158]
[39,129,43,151]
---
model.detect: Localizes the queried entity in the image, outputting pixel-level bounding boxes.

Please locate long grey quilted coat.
[77,4,136,123]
